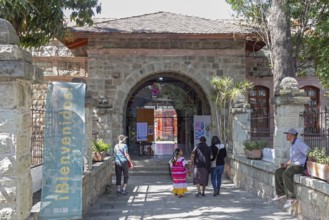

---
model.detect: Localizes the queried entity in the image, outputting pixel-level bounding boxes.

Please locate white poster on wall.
[193,115,211,147]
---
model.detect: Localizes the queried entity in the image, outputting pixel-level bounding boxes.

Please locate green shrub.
[92,139,110,152]
[243,139,267,150]
[308,147,329,165]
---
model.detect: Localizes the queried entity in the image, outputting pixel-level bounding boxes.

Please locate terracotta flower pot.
[244,149,262,159]
[307,161,329,183]
[92,151,106,162]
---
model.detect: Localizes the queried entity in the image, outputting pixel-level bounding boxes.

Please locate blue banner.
[40,82,85,219]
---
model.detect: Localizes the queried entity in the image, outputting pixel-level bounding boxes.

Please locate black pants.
[115,161,129,185]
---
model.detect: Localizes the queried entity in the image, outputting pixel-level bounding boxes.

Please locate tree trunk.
[269,0,296,96]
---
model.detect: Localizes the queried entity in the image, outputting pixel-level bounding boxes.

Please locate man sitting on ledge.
[272,128,310,208]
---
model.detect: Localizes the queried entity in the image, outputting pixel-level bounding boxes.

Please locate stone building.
[31,12,325,156]
[1,12,328,219]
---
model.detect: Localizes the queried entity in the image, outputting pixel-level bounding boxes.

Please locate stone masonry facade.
[30,36,252,146]
[85,37,247,143]
[0,19,34,220]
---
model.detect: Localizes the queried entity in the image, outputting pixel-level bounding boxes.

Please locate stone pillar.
[0,19,35,220]
[272,77,310,166]
[85,94,97,171]
[231,94,251,155]
[95,96,113,147]
[84,107,93,171]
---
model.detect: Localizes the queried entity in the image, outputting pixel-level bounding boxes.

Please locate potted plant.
[307,147,329,182]
[92,139,111,162]
[243,139,267,159]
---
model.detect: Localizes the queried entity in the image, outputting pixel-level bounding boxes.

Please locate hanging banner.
[40,82,85,220]
[193,115,211,147]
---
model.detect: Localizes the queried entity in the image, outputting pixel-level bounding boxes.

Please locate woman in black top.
[210,136,227,196]
[191,136,211,197]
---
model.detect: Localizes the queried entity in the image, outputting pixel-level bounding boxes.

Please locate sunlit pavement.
[84,175,296,220]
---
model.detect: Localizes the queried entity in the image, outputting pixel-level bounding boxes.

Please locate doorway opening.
[125,73,211,156]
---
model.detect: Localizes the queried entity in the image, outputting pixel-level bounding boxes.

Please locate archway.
[124,72,211,156]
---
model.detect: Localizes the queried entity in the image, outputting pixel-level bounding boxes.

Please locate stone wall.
[246,49,271,77]
[29,39,86,57]
[86,37,248,142]
[30,37,253,143]
[294,176,329,220]
[82,157,113,215]
[227,156,329,220]
[89,37,245,50]
[30,40,87,77]
[29,157,113,219]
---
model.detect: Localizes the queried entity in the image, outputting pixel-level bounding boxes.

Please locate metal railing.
[250,110,329,155]
[250,113,274,148]
[300,110,329,154]
[31,107,45,167]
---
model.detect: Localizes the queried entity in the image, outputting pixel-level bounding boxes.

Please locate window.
[248,86,270,137]
[302,86,320,133]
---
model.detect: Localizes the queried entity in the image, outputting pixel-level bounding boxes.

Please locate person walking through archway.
[114,134,134,195]
[191,136,211,197]
[169,147,189,198]
[210,136,226,196]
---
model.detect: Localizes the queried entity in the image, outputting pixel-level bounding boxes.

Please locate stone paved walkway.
[84,175,296,220]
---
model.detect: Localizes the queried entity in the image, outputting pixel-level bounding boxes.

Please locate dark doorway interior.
[125,75,210,156]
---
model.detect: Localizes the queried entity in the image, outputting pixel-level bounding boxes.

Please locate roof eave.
[65,31,254,39]
[61,32,265,50]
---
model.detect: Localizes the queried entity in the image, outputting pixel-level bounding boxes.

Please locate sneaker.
[120,190,128,195]
[283,199,297,208]
[201,192,205,197]
[272,194,286,201]
[195,192,201,198]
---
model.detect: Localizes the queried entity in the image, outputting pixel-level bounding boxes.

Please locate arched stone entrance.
[123,71,212,155]
[109,61,217,148]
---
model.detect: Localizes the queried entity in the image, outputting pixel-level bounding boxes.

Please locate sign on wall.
[40,82,85,220]
[137,122,147,141]
[193,115,211,147]
[136,108,154,142]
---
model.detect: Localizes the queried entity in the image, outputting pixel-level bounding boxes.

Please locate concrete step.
[129,163,170,176]
[131,158,171,165]
[129,170,170,176]
[129,166,170,171]
[128,155,175,176]
[132,163,170,167]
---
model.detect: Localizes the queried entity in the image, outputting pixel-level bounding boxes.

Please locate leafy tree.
[290,1,329,87]
[226,0,294,95]
[0,0,101,48]
[226,0,329,88]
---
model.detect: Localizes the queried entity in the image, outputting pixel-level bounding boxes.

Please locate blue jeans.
[211,165,224,190]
